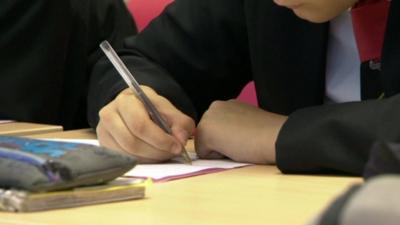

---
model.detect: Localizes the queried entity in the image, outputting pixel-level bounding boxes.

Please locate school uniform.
[0,0,136,129]
[89,0,400,175]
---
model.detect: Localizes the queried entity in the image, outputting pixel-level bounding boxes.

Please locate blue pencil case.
[0,136,136,192]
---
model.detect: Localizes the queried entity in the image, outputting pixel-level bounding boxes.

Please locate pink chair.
[127,0,174,32]
[127,0,258,106]
[237,81,258,106]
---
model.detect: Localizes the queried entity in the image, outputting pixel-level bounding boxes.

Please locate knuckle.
[182,114,194,124]
[115,94,129,107]
[181,115,195,130]
[96,132,113,149]
[95,125,104,136]
[129,121,146,135]
[155,136,177,153]
[119,138,137,154]
[98,106,112,121]
[162,137,174,150]
[209,100,224,109]
[141,85,157,95]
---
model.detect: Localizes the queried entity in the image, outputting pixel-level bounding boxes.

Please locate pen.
[99,40,192,165]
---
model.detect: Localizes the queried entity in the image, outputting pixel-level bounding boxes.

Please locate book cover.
[0,178,149,212]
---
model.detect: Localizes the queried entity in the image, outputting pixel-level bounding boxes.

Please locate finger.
[199,150,226,159]
[116,89,183,154]
[162,106,195,146]
[194,136,226,159]
[98,125,168,163]
[99,100,176,161]
[194,130,226,159]
[99,119,175,163]
[96,122,126,154]
[99,102,138,152]
[145,91,196,146]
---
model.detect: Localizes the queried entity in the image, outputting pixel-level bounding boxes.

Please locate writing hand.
[96,87,195,163]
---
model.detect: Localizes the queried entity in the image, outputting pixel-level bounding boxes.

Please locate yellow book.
[0,178,149,212]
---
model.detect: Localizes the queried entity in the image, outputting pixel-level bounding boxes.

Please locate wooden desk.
[26,128,95,139]
[0,122,62,136]
[0,130,362,225]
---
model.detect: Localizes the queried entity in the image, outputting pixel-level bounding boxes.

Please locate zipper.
[0,147,62,182]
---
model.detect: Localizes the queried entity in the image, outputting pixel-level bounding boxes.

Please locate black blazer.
[89,0,400,175]
[0,0,135,129]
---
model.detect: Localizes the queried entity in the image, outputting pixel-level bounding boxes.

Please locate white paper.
[42,138,100,146]
[125,159,250,182]
[0,120,14,124]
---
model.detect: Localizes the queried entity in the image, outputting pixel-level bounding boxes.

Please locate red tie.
[351,0,391,100]
[351,0,391,63]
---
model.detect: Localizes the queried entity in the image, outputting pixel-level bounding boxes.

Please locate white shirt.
[325,11,361,103]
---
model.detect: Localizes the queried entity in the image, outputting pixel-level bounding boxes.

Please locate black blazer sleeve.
[276,95,400,175]
[87,0,252,127]
[276,3,400,175]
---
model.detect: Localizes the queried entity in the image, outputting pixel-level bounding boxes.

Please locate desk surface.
[26,128,95,139]
[0,129,362,225]
[0,122,63,136]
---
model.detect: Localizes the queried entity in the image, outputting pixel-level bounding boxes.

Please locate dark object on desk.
[0,177,147,212]
[0,136,136,192]
[363,141,400,179]
[310,175,400,225]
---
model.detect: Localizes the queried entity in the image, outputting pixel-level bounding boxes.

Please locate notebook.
[125,156,250,182]
[0,178,148,212]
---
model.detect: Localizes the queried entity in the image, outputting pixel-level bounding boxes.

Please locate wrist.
[259,113,288,164]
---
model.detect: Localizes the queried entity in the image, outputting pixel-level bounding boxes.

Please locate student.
[88,0,400,174]
[0,0,136,129]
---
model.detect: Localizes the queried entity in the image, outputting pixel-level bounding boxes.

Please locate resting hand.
[195,100,287,164]
[96,87,195,163]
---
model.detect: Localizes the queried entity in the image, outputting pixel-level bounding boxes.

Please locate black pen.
[99,40,192,164]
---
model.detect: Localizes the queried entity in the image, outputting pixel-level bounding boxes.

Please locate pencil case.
[0,136,136,192]
[364,141,400,179]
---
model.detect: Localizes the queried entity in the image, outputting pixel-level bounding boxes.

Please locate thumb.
[143,87,195,146]
[169,114,195,146]
[194,139,226,159]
